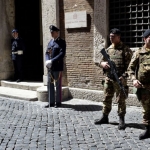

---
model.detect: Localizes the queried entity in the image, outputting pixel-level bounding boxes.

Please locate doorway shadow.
[15,0,43,82]
[61,103,102,111]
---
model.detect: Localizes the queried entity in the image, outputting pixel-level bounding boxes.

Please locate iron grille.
[109,0,150,48]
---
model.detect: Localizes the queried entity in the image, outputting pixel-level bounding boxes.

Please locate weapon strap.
[49,72,61,84]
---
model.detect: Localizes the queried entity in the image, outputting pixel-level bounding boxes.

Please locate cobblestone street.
[0,97,149,150]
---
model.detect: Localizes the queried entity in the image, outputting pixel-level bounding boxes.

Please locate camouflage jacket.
[100,42,133,78]
[128,47,150,85]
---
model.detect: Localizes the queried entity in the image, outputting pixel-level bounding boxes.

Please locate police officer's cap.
[143,29,150,38]
[12,29,18,33]
[49,25,60,32]
[110,28,121,35]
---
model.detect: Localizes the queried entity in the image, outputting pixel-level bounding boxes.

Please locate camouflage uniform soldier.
[95,28,133,130]
[128,29,150,140]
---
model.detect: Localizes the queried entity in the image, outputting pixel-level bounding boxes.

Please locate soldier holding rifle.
[128,29,150,140]
[94,28,133,130]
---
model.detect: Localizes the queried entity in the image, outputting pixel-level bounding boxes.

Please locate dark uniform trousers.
[13,55,23,80]
[48,71,62,104]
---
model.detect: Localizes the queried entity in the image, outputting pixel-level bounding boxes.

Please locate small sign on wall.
[65,11,87,28]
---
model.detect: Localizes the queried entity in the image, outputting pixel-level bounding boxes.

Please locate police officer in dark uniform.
[45,25,66,108]
[11,29,25,82]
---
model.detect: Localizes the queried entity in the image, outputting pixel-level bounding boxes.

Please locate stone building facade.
[0,0,15,79]
[1,0,147,104]
[0,0,108,88]
[43,0,109,91]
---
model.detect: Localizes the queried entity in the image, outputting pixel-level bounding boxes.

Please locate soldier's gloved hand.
[133,79,142,88]
[100,62,110,69]
[45,60,52,68]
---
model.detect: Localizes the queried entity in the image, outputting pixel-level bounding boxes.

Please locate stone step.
[37,86,70,102]
[1,80,43,91]
[0,87,37,101]
[0,80,70,102]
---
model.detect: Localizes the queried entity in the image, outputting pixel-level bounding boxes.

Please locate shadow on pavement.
[126,123,145,130]
[61,103,103,111]
[109,122,145,130]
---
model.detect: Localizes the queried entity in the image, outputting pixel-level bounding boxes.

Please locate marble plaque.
[65,11,87,28]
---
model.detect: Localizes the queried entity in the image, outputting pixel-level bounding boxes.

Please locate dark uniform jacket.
[45,37,66,71]
[11,37,25,60]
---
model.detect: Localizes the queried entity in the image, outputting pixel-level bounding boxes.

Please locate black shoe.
[44,103,55,108]
[16,79,22,82]
[55,103,61,108]
[94,114,109,124]
[118,116,126,130]
[139,125,150,140]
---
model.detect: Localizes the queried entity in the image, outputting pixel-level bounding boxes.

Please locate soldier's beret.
[143,29,150,38]
[110,28,121,35]
[12,29,18,33]
[49,25,60,32]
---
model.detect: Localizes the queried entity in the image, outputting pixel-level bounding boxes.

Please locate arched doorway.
[15,0,43,81]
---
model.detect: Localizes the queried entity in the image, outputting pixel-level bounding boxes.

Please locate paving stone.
[0,97,149,150]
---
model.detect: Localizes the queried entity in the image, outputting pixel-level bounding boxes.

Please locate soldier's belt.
[12,50,23,55]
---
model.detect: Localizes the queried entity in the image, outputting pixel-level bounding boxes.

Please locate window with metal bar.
[109,0,150,48]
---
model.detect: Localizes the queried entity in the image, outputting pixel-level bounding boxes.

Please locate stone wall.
[59,0,105,90]
[68,87,141,107]
[0,0,15,80]
[93,0,109,63]
[59,0,134,93]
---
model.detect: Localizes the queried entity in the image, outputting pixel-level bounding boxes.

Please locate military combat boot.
[139,125,150,140]
[118,116,125,130]
[94,113,109,124]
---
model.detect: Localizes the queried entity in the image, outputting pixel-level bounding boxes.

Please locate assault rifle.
[100,48,128,99]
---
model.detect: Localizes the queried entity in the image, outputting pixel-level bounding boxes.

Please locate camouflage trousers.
[102,77,128,116]
[138,88,150,125]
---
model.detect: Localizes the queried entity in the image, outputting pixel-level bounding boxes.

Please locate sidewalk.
[0,97,149,150]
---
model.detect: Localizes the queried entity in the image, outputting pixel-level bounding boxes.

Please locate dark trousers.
[13,56,23,80]
[47,71,62,104]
